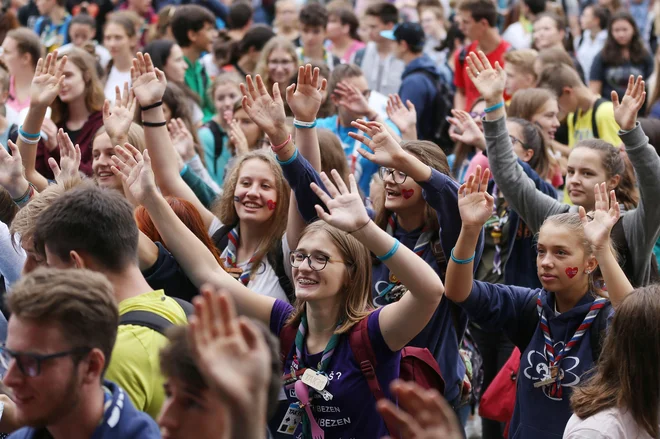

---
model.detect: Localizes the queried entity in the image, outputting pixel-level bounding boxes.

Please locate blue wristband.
[450,248,475,264]
[377,240,400,262]
[276,148,298,166]
[293,119,317,129]
[484,101,504,113]
[179,164,189,176]
[18,126,41,139]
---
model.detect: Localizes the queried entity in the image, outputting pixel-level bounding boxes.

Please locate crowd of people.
[0,0,657,438]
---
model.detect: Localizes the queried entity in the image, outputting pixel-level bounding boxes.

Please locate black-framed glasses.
[0,346,91,377]
[378,167,407,184]
[289,251,343,271]
[509,135,530,150]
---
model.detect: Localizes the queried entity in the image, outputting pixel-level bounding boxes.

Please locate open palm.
[286,64,327,122]
[458,167,493,228]
[350,119,405,168]
[311,170,370,233]
[241,75,286,137]
[580,183,620,252]
[465,51,506,104]
[110,143,157,205]
[334,81,371,116]
[386,94,417,134]
[612,75,645,131]
[131,53,167,107]
[448,110,485,149]
[30,51,67,107]
[168,118,196,161]
[49,129,81,184]
[0,141,26,190]
[103,83,137,142]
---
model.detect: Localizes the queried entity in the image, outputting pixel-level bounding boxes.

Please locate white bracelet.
[293,118,316,128]
[18,134,40,145]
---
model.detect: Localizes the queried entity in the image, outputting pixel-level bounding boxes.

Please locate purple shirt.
[270,300,400,439]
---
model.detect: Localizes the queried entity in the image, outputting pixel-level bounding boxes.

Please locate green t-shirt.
[184,56,215,123]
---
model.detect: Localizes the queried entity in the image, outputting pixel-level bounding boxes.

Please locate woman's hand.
[240,75,287,146]
[612,75,645,131]
[465,51,506,105]
[0,141,29,198]
[48,129,81,185]
[168,118,196,162]
[458,166,493,229]
[103,83,137,143]
[350,119,407,168]
[286,64,327,123]
[190,288,271,434]
[228,118,249,156]
[448,109,486,150]
[130,53,167,107]
[30,51,67,108]
[580,182,620,254]
[110,143,158,205]
[386,94,417,136]
[333,81,376,119]
[40,118,58,152]
[310,170,371,233]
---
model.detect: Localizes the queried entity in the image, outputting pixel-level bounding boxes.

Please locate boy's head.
[299,2,328,50]
[36,0,65,17]
[504,49,538,96]
[32,185,139,275]
[537,63,584,114]
[456,0,497,42]
[68,14,97,48]
[228,1,253,31]
[327,7,360,42]
[522,0,546,19]
[363,2,398,43]
[381,22,425,58]
[581,5,610,32]
[171,5,217,52]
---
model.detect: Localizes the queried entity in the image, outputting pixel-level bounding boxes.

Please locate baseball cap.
[380,22,426,49]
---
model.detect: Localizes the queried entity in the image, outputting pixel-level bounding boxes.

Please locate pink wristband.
[270,134,292,153]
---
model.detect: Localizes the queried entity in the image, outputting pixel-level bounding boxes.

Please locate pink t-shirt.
[330,40,366,64]
[7,76,30,114]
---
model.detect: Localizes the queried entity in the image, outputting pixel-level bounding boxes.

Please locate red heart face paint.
[565,267,579,278]
[402,189,415,199]
[267,200,276,210]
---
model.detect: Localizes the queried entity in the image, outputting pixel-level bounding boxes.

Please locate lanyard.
[221,225,256,286]
[536,292,607,397]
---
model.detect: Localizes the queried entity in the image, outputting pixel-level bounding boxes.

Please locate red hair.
[135,197,223,266]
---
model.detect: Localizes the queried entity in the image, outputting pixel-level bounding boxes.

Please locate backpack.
[211,224,296,303]
[203,120,225,176]
[417,70,455,150]
[278,317,444,439]
[572,97,607,140]
[119,297,194,335]
[353,47,366,67]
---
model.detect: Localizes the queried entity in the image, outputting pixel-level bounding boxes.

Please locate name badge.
[277,403,303,435]
[301,369,329,392]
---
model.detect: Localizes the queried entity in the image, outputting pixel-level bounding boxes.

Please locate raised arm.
[611,75,660,286]
[130,53,216,230]
[111,143,275,325]
[386,94,417,141]
[310,170,444,352]
[467,51,570,233]
[103,83,135,147]
[580,183,632,307]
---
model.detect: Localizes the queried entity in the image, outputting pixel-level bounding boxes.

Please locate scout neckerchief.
[221,224,256,286]
[378,214,434,302]
[484,184,509,276]
[293,312,342,438]
[536,292,607,398]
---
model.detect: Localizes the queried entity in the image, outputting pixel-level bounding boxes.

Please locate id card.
[277,403,303,435]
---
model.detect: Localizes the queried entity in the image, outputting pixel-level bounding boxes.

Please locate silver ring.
[476,71,480,77]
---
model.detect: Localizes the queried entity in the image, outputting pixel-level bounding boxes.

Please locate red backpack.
[279,317,445,438]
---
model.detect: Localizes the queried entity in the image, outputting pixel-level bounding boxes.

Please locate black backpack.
[119,297,194,335]
[211,224,295,303]
[417,70,455,150]
[203,120,226,177]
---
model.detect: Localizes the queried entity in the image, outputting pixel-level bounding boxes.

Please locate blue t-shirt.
[316,115,400,196]
[33,14,71,51]
[271,301,399,439]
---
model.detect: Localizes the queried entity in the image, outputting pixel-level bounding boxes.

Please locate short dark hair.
[364,2,399,25]
[458,0,497,27]
[237,24,275,56]
[70,13,97,29]
[329,7,361,41]
[524,0,546,16]
[33,185,139,273]
[171,4,216,47]
[228,1,253,30]
[143,39,176,71]
[299,2,328,28]
[591,6,610,30]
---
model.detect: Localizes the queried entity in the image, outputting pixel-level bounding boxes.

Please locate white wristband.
[292,118,316,128]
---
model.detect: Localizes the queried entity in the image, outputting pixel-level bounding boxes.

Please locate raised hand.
[579,183,620,253]
[334,81,374,118]
[190,287,271,435]
[350,119,406,168]
[30,51,67,108]
[447,109,486,149]
[130,52,167,107]
[0,141,29,198]
[110,143,157,205]
[168,118,196,162]
[465,51,506,105]
[377,380,463,439]
[458,166,493,229]
[310,170,371,233]
[228,118,249,156]
[103,83,137,143]
[386,94,417,135]
[612,75,645,131]
[286,64,327,122]
[48,129,81,185]
[240,75,287,144]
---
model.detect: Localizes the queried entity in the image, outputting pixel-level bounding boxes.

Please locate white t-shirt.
[564,407,655,439]
[208,216,291,302]
[104,66,132,103]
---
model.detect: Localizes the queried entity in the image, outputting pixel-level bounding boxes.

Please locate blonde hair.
[254,36,299,89]
[212,151,290,280]
[504,49,539,79]
[285,221,372,334]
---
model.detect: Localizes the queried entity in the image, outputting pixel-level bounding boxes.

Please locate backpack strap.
[591,97,607,140]
[279,323,298,367]
[211,223,235,255]
[173,297,194,318]
[353,47,366,67]
[266,242,296,303]
[118,298,193,336]
[205,120,225,175]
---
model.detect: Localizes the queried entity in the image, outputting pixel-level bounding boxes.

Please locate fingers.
[255,75,269,97]
[611,90,620,108]
[6,140,20,159]
[318,171,340,199]
[477,50,493,70]
[296,65,304,86]
[103,99,111,120]
[331,169,349,194]
[625,74,634,97]
[155,68,166,84]
[47,50,57,75]
[347,131,370,148]
[48,157,61,178]
[115,85,121,105]
[35,57,43,76]
[144,52,155,73]
[285,83,296,103]
[309,181,333,207]
[376,399,420,438]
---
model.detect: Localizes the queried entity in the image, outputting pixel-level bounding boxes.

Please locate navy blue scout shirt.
[143,242,199,302]
[8,381,161,439]
[460,282,612,439]
[278,150,484,405]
